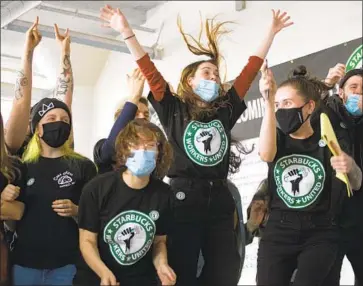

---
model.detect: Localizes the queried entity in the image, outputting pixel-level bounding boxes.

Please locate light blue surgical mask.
[126,150,156,177]
[344,94,362,116]
[193,79,220,102]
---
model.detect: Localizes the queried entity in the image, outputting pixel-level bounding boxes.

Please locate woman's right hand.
[259,60,277,102]
[100,5,133,37]
[100,269,119,286]
[25,16,42,51]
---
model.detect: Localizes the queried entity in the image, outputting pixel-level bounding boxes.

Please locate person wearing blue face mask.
[99,5,293,286]
[320,67,363,286]
[74,119,176,286]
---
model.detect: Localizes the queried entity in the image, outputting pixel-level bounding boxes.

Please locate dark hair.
[279,65,332,108]
[229,139,255,174]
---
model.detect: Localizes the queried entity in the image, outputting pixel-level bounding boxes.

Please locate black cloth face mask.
[41,121,71,148]
[276,103,310,135]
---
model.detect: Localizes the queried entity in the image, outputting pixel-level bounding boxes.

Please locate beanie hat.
[339,68,363,88]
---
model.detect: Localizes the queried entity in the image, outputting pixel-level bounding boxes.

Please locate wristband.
[124,34,135,41]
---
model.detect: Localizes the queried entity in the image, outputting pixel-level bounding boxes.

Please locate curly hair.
[176,15,234,120]
[115,119,173,179]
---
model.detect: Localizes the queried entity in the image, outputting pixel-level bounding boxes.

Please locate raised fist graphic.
[284,169,304,196]
[196,129,216,154]
[117,227,135,253]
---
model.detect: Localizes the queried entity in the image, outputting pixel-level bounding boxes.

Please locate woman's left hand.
[52,199,78,217]
[157,264,177,286]
[270,9,294,35]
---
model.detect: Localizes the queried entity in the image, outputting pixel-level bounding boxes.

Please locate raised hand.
[54,24,71,53]
[270,9,294,35]
[259,60,277,101]
[325,63,346,87]
[127,68,146,100]
[100,5,132,37]
[25,16,42,51]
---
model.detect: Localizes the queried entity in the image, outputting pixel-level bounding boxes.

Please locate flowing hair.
[176,15,235,120]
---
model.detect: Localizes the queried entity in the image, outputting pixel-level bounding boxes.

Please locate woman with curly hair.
[99,5,293,286]
[75,119,176,286]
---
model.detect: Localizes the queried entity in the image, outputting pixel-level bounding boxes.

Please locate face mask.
[276,104,310,135]
[126,150,156,177]
[193,79,220,102]
[41,121,71,148]
[344,94,362,116]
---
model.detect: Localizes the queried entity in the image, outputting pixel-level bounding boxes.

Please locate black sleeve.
[82,159,98,185]
[155,189,173,236]
[148,84,178,128]
[225,86,247,128]
[93,138,114,174]
[78,180,100,233]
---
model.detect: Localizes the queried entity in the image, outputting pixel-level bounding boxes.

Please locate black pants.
[167,178,240,286]
[257,211,339,286]
[322,228,363,286]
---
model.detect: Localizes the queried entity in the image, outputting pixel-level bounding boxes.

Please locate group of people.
[0,4,362,286]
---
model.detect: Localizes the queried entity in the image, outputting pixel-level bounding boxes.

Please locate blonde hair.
[22,129,85,163]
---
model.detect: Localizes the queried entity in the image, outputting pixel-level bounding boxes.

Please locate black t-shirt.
[76,171,172,284]
[148,85,246,179]
[13,156,97,269]
[325,95,363,230]
[268,127,349,215]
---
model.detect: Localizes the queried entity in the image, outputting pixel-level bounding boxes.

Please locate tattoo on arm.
[14,70,28,100]
[54,54,73,100]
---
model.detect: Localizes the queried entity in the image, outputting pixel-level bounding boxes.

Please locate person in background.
[74,119,176,286]
[11,98,97,286]
[99,5,293,285]
[4,18,74,158]
[93,68,149,174]
[0,114,26,286]
[322,66,363,286]
[257,63,362,286]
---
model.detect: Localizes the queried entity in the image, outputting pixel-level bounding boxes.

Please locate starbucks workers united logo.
[274,154,326,209]
[103,210,156,266]
[183,119,228,166]
[346,44,362,72]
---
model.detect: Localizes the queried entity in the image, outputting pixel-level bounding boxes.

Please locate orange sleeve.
[233,56,264,100]
[136,54,167,102]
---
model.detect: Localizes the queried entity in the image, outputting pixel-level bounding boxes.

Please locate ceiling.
[1,1,166,101]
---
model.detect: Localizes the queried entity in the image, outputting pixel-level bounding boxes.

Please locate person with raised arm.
[256,62,362,286]
[99,5,293,286]
[93,68,150,174]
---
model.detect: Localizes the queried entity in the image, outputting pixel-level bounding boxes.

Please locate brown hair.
[0,114,18,182]
[114,98,149,121]
[176,15,233,120]
[115,118,173,178]
[279,65,332,108]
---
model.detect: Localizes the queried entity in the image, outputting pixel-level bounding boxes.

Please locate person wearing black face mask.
[256,63,362,286]
[11,98,97,286]
[320,67,363,286]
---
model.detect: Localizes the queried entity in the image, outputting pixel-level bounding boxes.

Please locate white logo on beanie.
[38,102,55,117]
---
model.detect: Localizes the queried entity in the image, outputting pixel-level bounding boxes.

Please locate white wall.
[93,1,362,135]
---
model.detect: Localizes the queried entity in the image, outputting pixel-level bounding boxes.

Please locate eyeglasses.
[129,142,159,150]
